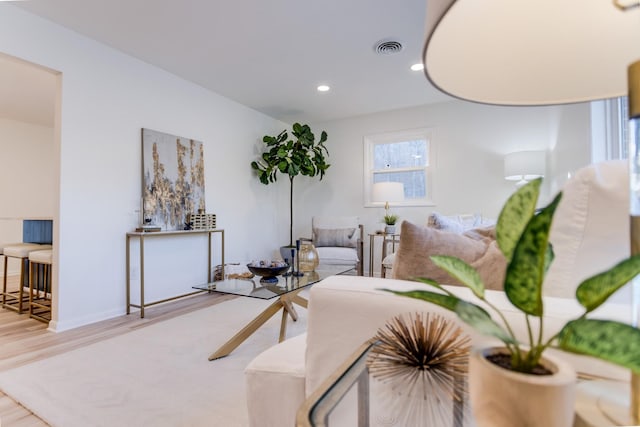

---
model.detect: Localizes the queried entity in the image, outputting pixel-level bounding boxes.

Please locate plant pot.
[279,245,297,264]
[469,346,576,427]
[384,225,396,234]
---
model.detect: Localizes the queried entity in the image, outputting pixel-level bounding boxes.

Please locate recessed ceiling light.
[317,85,330,92]
[411,63,424,71]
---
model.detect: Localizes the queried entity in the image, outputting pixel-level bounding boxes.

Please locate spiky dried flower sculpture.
[367,312,471,426]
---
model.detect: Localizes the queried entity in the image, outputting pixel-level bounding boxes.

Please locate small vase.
[469,346,576,427]
[298,241,319,272]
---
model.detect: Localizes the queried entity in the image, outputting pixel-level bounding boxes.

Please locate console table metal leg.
[140,234,145,318]
[220,229,225,279]
[208,231,212,282]
[126,235,130,315]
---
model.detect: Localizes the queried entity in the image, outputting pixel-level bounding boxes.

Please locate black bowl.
[246,262,290,283]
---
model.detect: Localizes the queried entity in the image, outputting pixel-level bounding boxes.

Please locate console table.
[126,229,224,318]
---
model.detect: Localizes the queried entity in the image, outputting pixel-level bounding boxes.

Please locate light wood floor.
[0,275,234,427]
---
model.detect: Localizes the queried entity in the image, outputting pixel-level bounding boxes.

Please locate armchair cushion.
[313,227,357,248]
[315,247,360,264]
[391,221,506,290]
[312,216,364,275]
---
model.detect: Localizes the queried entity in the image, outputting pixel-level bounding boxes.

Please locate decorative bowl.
[246,262,290,283]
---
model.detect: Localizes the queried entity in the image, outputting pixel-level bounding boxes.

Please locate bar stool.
[2,243,51,313]
[1,243,38,311]
[28,249,52,322]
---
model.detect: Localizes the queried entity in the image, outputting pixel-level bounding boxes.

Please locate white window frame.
[591,97,628,162]
[363,127,435,208]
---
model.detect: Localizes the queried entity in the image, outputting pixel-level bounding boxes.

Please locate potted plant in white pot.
[251,123,329,260]
[383,213,399,234]
[385,178,640,427]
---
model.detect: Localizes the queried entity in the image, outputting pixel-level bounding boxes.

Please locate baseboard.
[48,307,124,332]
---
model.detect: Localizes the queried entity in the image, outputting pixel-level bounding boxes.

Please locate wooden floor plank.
[0,279,233,427]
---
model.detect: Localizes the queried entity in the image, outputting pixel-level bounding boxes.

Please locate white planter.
[469,346,576,427]
[384,225,396,234]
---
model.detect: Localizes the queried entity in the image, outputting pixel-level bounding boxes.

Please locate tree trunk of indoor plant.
[469,346,576,427]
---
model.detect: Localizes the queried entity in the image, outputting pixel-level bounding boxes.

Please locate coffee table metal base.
[208,291,308,361]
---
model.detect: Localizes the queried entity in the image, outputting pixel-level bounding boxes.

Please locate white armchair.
[311,216,364,276]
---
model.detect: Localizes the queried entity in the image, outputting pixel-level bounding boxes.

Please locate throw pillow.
[392,221,506,290]
[313,227,357,248]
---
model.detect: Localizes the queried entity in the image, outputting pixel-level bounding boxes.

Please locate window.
[364,128,434,207]
[591,96,628,162]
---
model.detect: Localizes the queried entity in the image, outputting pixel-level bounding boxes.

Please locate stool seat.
[0,242,34,255]
[29,249,52,264]
[4,244,51,258]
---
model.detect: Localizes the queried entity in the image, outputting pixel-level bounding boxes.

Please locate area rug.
[0,294,309,427]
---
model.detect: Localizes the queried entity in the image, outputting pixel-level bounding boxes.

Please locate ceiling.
[5,0,452,125]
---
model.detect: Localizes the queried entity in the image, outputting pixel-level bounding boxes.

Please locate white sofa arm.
[305,275,631,395]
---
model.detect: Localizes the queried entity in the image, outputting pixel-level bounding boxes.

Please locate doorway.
[0,52,61,327]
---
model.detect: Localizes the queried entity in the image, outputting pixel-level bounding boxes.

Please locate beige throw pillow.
[392,221,506,290]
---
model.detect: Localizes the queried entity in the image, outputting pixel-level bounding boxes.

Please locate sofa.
[244,160,632,426]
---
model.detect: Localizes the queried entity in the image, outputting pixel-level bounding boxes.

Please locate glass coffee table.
[194,266,354,361]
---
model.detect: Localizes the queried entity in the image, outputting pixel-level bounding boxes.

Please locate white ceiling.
[6,0,452,125]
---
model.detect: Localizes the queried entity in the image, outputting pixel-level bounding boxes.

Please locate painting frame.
[141,128,206,231]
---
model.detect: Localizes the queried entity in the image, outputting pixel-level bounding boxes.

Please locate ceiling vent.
[374,39,403,55]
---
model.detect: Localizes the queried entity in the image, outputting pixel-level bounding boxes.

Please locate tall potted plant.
[251,123,329,253]
[386,178,640,427]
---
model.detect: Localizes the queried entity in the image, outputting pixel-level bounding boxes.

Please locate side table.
[126,228,224,318]
[368,232,399,277]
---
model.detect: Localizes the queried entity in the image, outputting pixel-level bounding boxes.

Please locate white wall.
[0,117,55,275]
[0,118,55,219]
[0,5,290,330]
[291,101,592,275]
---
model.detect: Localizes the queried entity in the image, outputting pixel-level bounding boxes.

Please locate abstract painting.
[141,128,205,230]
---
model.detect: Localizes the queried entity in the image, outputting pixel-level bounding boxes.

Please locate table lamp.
[372,181,405,219]
[504,151,546,188]
[420,0,640,423]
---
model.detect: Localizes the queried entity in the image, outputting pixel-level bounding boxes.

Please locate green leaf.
[384,289,460,312]
[413,277,452,294]
[496,179,542,261]
[430,255,485,298]
[278,160,288,173]
[558,319,640,373]
[455,301,517,345]
[576,255,640,312]
[544,243,555,273]
[504,192,562,317]
[320,131,328,143]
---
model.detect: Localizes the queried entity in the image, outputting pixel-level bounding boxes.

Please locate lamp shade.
[504,151,546,181]
[422,0,640,106]
[372,182,405,203]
